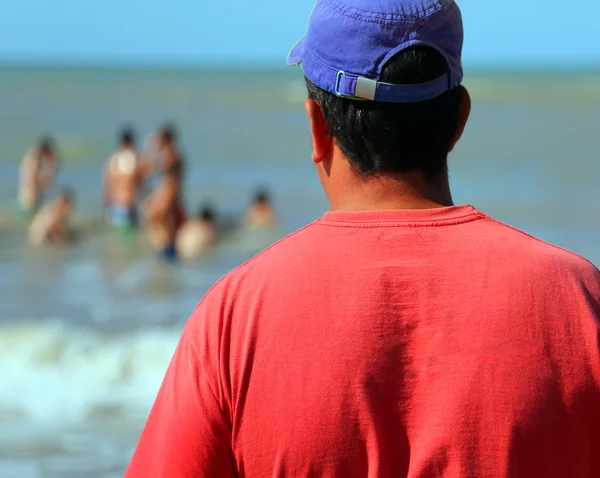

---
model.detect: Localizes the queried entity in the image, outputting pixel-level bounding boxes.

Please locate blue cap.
[287,0,464,103]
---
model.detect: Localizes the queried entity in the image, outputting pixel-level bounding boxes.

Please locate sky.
[0,0,598,68]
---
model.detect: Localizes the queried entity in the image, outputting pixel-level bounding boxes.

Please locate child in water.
[245,188,276,228]
[176,205,217,261]
[28,189,75,246]
[18,137,59,216]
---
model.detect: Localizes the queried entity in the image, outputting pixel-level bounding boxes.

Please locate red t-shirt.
[126,206,600,478]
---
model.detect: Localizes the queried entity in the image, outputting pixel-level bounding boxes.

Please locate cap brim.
[286,37,305,66]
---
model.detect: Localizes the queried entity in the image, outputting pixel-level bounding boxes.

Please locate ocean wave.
[0,320,180,424]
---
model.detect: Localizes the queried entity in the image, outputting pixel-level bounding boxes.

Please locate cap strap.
[355,77,378,100]
[335,70,454,103]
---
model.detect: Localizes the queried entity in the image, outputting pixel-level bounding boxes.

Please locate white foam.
[0,461,40,478]
[0,321,180,424]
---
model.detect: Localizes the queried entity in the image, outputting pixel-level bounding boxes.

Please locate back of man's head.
[288,0,466,181]
[306,46,463,179]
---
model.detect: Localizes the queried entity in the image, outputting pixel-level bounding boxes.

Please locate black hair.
[198,205,215,222]
[160,123,177,143]
[59,187,75,201]
[119,127,135,146]
[39,136,54,151]
[305,46,464,178]
[254,188,270,204]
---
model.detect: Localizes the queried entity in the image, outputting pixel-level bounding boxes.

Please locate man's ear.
[449,86,471,152]
[305,99,332,163]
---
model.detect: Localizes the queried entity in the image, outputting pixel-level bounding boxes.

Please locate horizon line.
[0,57,598,73]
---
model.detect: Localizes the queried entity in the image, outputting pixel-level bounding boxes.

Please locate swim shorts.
[108,205,138,231]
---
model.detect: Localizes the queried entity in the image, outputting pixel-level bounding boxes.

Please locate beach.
[1,66,600,477]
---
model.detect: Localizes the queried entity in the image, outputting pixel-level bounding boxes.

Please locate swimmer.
[176,205,217,260]
[245,189,276,228]
[139,124,185,194]
[18,137,58,216]
[158,124,183,172]
[144,162,186,261]
[28,189,75,246]
[155,125,186,228]
[102,128,142,232]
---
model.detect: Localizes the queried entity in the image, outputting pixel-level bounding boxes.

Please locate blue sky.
[0,0,598,67]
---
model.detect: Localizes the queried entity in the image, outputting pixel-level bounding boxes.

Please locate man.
[176,204,218,260]
[127,1,600,476]
[142,124,187,209]
[18,137,58,216]
[157,125,187,229]
[102,128,142,232]
[144,162,185,261]
[28,189,74,245]
[245,188,276,228]
[157,125,184,175]
[147,124,185,179]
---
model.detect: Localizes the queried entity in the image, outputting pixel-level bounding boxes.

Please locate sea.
[1,66,600,477]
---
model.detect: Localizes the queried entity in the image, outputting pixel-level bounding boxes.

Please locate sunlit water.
[1,66,600,477]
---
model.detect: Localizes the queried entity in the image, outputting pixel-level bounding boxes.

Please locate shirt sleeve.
[125,310,235,478]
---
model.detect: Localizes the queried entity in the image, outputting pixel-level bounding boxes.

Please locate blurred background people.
[157,125,187,232]
[28,188,75,245]
[144,162,185,260]
[157,124,183,174]
[245,188,275,228]
[176,204,217,260]
[18,137,58,216]
[102,128,142,233]
[143,124,185,190]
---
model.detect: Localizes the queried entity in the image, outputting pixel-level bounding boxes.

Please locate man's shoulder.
[477,213,599,280]
[201,222,321,297]
[183,223,322,336]
[200,212,600,299]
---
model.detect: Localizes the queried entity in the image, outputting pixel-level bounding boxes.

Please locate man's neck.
[328,167,454,212]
